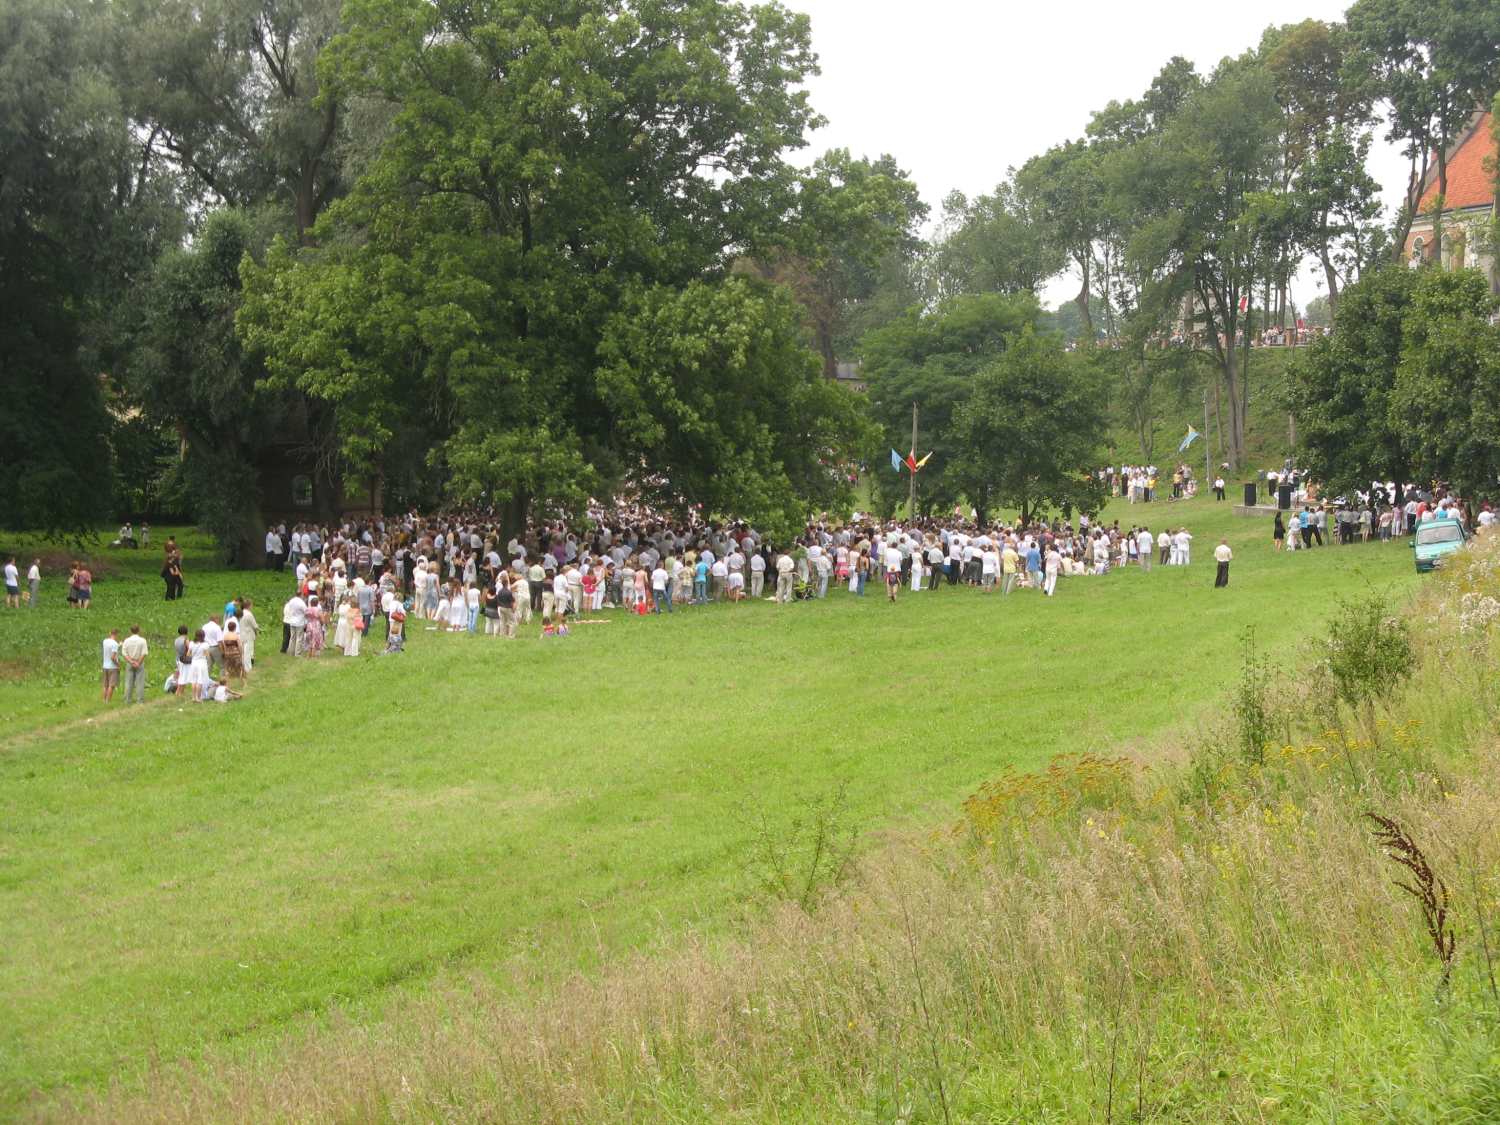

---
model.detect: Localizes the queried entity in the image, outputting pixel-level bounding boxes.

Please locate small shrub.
[1324,594,1414,709]
[750,783,859,912]
[1232,628,1274,767]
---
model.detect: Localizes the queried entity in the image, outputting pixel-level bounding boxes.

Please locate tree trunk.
[1391,146,1430,264]
[501,492,531,551]
[1073,255,1093,347]
[1320,247,1341,312]
[1432,125,1449,265]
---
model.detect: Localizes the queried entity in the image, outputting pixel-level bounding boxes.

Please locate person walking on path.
[1214,539,1233,588]
[120,625,148,704]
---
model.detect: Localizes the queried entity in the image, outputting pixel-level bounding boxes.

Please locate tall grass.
[49,537,1500,1121]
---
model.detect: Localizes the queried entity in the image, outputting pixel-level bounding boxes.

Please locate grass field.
[0,496,1421,1116]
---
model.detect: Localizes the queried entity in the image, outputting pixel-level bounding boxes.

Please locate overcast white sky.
[787,0,1410,309]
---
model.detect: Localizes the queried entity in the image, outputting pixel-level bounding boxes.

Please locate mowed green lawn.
[0,498,1418,1112]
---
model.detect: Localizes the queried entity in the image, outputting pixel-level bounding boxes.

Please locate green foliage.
[750,783,860,913]
[0,0,169,537]
[949,328,1109,523]
[240,0,828,534]
[1323,594,1415,709]
[1232,628,1274,767]
[112,0,347,238]
[931,185,1065,300]
[128,210,287,558]
[598,278,869,537]
[1345,0,1500,261]
[859,292,1040,514]
[740,149,928,375]
[1391,268,1500,499]
[1287,265,1418,496]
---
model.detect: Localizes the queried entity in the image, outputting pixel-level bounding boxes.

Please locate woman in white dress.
[333,593,353,652]
[189,629,211,702]
[447,581,468,631]
[344,595,363,657]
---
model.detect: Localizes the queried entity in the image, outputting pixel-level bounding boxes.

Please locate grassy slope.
[0,497,1415,1113]
[1110,347,1298,471]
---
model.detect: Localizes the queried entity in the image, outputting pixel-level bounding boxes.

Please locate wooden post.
[1203,388,1210,487]
[908,401,918,521]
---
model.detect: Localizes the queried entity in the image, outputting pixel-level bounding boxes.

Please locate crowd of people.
[1268,485,1482,549]
[253,500,1233,648]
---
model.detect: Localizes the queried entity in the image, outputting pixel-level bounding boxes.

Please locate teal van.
[1413,517,1467,572]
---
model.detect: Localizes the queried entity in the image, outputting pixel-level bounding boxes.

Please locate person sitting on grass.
[208,676,244,703]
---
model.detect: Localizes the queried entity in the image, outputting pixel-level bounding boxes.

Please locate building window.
[291,475,314,508]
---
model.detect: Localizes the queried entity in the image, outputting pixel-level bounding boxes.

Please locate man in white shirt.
[1136,529,1153,571]
[1173,528,1193,565]
[775,550,796,604]
[120,625,149,704]
[651,563,671,613]
[265,528,284,572]
[1214,540,1233,587]
[749,551,766,598]
[26,558,40,608]
[282,593,308,655]
[202,615,224,677]
[3,557,18,608]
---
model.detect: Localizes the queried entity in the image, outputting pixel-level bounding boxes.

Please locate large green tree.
[737,150,926,377]
[859,292,1040,515]
[1114,55,1282,470]
[240,0,832,536]
[597,277,870,536]
[1286,265,1418,498]
[1391,268,1500,498]
[127,210,296,561]
[113,0,348,242]
[930,186,1064,300]
[1346,0,1500,264]
[0,0,180,536]
[950,328,1109,525]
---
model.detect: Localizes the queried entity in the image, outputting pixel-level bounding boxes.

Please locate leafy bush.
[1323,594,1415,709]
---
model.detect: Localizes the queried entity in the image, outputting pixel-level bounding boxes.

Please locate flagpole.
[908,401,918,521]
[1203,388,1210,489]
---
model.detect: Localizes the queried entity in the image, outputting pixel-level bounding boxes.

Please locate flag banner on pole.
[914,451,933,470]
[891,448,903,472]
[1178,426,1200,453]
[905,451,917,471]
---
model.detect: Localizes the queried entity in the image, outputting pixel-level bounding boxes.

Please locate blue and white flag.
[1178,426,1200,453]
[891,448,903,472]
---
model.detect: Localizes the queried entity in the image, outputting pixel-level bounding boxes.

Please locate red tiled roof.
[1418,112,1496,212]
